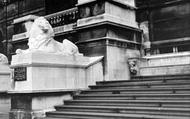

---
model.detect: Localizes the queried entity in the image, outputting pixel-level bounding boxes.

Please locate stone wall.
[139,52,190,76]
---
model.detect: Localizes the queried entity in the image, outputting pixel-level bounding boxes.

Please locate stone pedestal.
[9,51,103,119]
[11,52,103,91]
[9,91,72,119]
[76,0,141,81]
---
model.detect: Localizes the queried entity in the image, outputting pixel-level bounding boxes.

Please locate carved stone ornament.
[16,17,80,55]
[128,59,138,75]
[0,53,8,64]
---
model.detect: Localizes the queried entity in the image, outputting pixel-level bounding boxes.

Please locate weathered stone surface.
[9,110,32,119]
[0,95,10,119]
[9,92,72,119]
[77,12,138,28]
[77,1,138,28]
[78,38,140,81]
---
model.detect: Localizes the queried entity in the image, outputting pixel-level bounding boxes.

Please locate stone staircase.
[40,75,190,119]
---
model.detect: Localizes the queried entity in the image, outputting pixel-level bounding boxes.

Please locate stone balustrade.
[45,7,79,28]
[12,8,79,42]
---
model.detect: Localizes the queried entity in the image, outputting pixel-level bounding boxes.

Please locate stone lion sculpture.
[16,17,80,55]
[0,53,8,64]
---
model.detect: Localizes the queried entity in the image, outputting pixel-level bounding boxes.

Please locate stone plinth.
[11,51,103,91]
[0,92,10,119]
[9,51,103,119]
[9,90,72,119]
[139,52,190,76]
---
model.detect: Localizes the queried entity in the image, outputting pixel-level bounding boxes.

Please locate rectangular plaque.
[14,67,27,81]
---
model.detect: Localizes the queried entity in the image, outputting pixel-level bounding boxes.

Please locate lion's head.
[27,17,55,49]
[29,17,54,39]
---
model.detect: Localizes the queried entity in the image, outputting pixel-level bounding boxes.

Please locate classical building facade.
[0,0,77,60]
[0,0,190,59]
[0,0,190,119]
[136,0,190,54]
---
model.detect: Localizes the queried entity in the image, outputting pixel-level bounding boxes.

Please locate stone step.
[55,105,190,116]
[46,111,190,119]
[96,78,190,86]
[0,113,9,119]
[43,117,98,119]
[95,81,190,87]
[81,87,190,94]
[97,80,164,85]
[132,74,190,80]
[74,94,190,100]
[39,117,75,119]
[38,118,63,119]
[41,74,190,119]
[89,82,190,89]
[64,100,190,108]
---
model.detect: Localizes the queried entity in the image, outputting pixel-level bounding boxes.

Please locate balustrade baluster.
[53,17,56,27]
[61,15,65,25]
[56,16,59,27]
